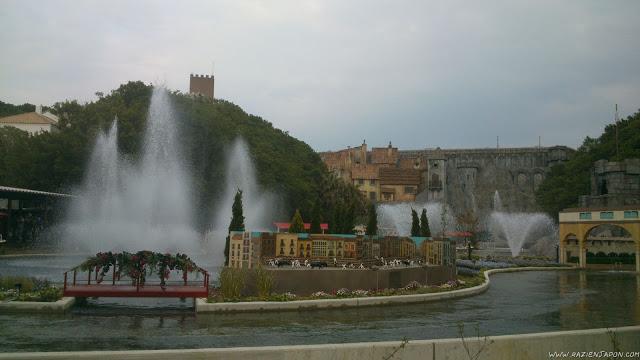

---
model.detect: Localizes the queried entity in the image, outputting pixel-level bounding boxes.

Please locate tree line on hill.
[535,109,640,219]
[0,81,367,231]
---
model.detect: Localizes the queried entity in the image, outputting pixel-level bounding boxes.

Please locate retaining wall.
[0,297,75,313]
[264,265,456,296]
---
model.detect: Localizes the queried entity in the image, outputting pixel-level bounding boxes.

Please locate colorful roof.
[0,112,58,125]
[273,222,329,231]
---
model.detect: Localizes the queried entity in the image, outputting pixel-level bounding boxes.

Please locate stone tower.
[189,74,214,100]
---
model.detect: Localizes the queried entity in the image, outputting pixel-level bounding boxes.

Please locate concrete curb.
[196,266,576,313]
[0,297,75,313]
[1,325,637,359]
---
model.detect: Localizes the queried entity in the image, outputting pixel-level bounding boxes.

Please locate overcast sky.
[1,1,639,151]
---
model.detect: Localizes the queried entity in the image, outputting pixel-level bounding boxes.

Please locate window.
[600,211,614,220]
[369,192,376,200]
[404,186,416,194]
[624,210,639,219]
[579,212,592,220]
[358,179,364,185]
[369,179,376,185]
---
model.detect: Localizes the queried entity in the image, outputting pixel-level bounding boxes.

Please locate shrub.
[352,289,369,297]
[311,291,330,298]
[335,288,351,297]
[219,267,246,300]
[254,266,274,300]
[37,287,62,302]
[0,276,36,292]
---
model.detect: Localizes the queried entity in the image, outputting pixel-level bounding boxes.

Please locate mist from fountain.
[62,87,200,253]
[377,201,454,237]
[209,138,277,266]
[489,190,556,257]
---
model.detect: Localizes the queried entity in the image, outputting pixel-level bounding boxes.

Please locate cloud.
[1,0,639,150]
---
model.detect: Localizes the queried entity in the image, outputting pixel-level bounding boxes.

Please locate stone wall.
[410,146,573,217]
[579,158,640,207]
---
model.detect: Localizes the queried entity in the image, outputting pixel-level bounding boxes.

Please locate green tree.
[419,208,431,237]
[410,208,420,237]
[366,203,378,236]
[289,209,305,233]
[224,189,245,264]
[310,205,322,234]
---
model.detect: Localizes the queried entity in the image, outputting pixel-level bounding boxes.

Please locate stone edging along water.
[1,325,637,360]
[0,296,75,313]
[195,266,577,313]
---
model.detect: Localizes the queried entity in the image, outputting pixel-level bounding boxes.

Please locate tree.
[224,189,245,265]
[229,189,245,232]
[366,203,378,236]
[419,208,431,237]
[456,210,479,260]
[410,208,420,237]
[289,209,305,233]
[310,205,322,234]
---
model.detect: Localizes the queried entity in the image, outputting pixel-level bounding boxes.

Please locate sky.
[1,1,639,151]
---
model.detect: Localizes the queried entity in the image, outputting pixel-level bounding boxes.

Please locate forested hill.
[536,109,640,219]
[0,81,365,229]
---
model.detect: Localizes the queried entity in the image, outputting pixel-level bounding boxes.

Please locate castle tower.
[189,73,214,100]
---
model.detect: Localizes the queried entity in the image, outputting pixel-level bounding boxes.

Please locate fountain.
[488,190,556,257]
[62,87,200,253]
[209,138,277,265]
[377,201,454,236]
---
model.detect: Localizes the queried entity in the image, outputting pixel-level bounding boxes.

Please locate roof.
[0,112,58,125]
[273,222,329,230]
[561,206,639,213]
[0,186,74,199]
[379,168,421,186]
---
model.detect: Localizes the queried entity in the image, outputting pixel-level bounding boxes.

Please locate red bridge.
[63,267,209,298]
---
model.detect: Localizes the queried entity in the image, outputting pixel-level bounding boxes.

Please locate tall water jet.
[488,190,556,257]
[210,138,277,265]
[493,190,503,212]
[377,201,454,237]
[62,87,199,253]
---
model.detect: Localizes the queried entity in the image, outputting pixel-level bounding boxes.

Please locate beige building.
[559,206,639,272]
[424,238,456,266]
[0,106,59,135]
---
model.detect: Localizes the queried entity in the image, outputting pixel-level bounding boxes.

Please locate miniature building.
[189,74,214,100]
[227,230,455,268]
[0,105,59,135]
[423,238,456,266]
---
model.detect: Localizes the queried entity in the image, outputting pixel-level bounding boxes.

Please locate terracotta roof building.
[0,106,59,135]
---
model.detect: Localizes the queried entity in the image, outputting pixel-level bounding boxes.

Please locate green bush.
[254,266,274,300]
[219,267,246,300]
[0,276,36,292]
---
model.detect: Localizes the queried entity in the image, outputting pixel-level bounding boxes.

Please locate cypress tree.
[289,209,305,233]
[410,208,420,237]
[420,208,431,237]
[225,189,245,265]
[366,203,378,236]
